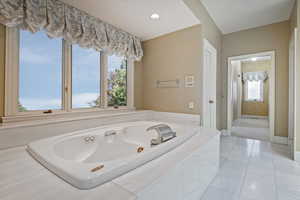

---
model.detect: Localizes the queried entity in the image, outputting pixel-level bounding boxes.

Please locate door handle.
[209,100,214,104]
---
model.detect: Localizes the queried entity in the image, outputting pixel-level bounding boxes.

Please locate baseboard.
[271,136,288,145]
[241,115,268,119]
[295,152,300,163]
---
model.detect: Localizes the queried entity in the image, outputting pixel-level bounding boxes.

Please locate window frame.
[107,56,128,107]
[4,27,134,119]
[244,80,264,102]
[70,44,102,110]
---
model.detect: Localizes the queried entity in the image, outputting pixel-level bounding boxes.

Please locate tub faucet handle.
[104,130,117,137]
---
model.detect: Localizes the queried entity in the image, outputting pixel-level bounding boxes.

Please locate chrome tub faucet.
[146,124,176,145]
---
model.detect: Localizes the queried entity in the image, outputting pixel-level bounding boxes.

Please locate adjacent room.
[0,0,299,200]
[229,54,272,141]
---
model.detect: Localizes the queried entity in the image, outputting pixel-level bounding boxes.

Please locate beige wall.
[241,60,271,116]
[222,21,290,137]
[135,0,223,127]
[141,25,202,114]
[0,24,5,118]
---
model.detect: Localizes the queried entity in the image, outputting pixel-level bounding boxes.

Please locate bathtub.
[27,121,199,189]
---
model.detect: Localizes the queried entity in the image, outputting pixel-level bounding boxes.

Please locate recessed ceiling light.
[251,57,257,61]
[150,13,160,20]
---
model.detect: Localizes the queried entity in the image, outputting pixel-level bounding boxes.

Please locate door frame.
[202,38,217,128]
[289,28,297,160]
[227,51,276,140]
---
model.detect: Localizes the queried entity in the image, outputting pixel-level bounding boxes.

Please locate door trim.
[227,51,276,141]
[202,39,217,128]
[289,28,297,159]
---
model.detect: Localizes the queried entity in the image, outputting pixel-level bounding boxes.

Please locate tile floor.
[201,136,300,200]
[232,118,270,141]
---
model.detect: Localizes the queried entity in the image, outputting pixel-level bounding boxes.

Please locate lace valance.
[243,71,268,81]
[0,0,143,60]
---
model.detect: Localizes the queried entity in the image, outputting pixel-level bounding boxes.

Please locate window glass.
[246,80,263,101]
[19,30,62,111]
[107,55,127,107]
[72,45,101,108]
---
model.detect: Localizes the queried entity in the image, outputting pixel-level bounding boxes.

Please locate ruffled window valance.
[242,71,268,82]
[0,0,143,61]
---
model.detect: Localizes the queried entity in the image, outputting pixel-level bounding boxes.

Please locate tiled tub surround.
[0,110,200,150]
[0,128,220,200]
[27,121,200,189]
[0,111,220,199]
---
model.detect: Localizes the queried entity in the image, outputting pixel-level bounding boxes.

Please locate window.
[72,45,101,109]
[108,55,127,107]
[245,80,263,102]
[19,30,63,111]
[5,28,134,119]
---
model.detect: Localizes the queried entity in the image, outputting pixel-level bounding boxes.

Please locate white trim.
[237,62,242,119]
[100,52,108,108]
[227,51,275,141]
[62,40,72,112]
[126,60,135,108]
[271,136,288,145]
[288,28,297,160]
[295,152,300,163]
[202,38,217,128]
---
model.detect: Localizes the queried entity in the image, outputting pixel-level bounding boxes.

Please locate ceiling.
[61,0,200,41]
[200,0,295,34]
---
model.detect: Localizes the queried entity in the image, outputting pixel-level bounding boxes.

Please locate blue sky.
[19,30,124,110]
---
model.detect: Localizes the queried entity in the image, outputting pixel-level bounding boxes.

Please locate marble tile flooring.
[232,118,270,141]
[201,136,300,200]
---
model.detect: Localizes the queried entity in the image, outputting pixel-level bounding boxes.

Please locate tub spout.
[146,124,176,145]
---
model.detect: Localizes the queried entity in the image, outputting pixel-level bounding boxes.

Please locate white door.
[289,28,297,160]
[203,39,217,129]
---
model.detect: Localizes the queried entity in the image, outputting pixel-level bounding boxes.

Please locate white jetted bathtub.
[27,121,199,189]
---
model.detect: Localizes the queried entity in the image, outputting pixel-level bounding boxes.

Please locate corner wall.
[222,21,291,137]
[295,0,300,153]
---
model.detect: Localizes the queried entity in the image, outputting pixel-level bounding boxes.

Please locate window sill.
[0,107,138,130]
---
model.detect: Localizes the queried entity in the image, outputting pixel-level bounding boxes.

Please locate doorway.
[288,28,297,159]
[202,39,217,129]
[227,51,275,141]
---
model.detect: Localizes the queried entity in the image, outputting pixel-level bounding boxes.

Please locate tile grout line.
[271,146,280,200]
[235,140,253,199]
[111,182,138,199]
[200,136,233,200]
